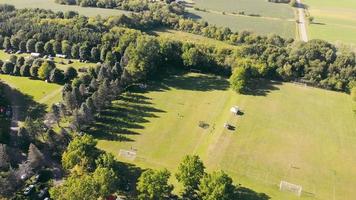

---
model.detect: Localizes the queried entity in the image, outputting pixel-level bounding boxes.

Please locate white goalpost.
[279,180,302,197]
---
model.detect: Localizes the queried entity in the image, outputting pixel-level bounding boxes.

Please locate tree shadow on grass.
[87,92,165,142]
[3,84,47,120]
[236,187,270,200]
[243,79,281,97]
[146,73,229,92]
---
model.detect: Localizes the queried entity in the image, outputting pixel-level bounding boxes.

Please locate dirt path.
[296,0,308,42]
[38,87,63,104]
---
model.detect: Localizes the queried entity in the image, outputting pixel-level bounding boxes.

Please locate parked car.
[23,185,34,195]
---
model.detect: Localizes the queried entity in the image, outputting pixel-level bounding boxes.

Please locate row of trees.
[137,155,246,200]
[0,56,78,83]
[55,0,174,12]
[49,134,247,200]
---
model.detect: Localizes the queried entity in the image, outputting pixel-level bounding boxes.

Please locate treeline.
[55,0,177,12]
[50,136,261,200]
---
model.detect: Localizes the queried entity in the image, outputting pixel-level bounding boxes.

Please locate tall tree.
[198,171,236,200]
[137,169,173,200]
[27,143,45,169]
[26,39,36,52]
[176,155,205,198]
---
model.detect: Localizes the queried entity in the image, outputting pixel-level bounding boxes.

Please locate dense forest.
[0,2,355,199]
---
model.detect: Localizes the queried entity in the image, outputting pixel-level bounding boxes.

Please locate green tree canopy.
[137,169,173,200]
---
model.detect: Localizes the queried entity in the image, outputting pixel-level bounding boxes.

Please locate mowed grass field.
[0,0,129,17]
[304,0,356,44]
[193,0,294,19]
[186,0,296,38]
[96,73,356,200]
[0,74,62,106]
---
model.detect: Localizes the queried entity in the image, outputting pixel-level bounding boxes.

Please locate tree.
[27,143,45,169]
[229,67,247,93]
[44,41,54,56]
[176,155,205,197]
[53,40,62,54]
[92,167,117,196]
[91,47,100,62]
[35,41,45,54]
[26,39,36,52]
[105,51,115,65]
[137,169,173,200]
[80,45,90,61]
[38,61,54,80]
[64,91,78,111]
[9,55,17,64]
[1,61,14,74]
[30,65,39,77]
[62,40,72,57]
[20,65,31,76]
[71,43,80,59]
[64,66,78,81]
[10,36,20,50]
[198,171,236,200]
[19,41,27,52]
[16,56,25,67]
[50,68,65,83]
[61,135,99,170]
[50,167,118,200]
[3,37,11,50]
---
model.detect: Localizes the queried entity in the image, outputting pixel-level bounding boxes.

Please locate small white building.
[31,53,40,58]
[56,54,67,59]
[230,106,240,114]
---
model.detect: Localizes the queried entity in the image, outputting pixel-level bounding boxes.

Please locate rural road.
[296,0,308,42]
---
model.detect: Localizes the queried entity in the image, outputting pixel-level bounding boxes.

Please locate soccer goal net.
[279,180,302,196]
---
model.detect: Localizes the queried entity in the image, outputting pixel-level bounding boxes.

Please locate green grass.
[0,0,129,17]
[95,73,356,200]
[0,74,62,106]
[187,9,296,38]
[192,0,294,19]
[152,28,239,49]
[304,0,356,44]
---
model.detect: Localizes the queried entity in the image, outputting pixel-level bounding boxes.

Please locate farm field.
[0,74,62,107]
[0,0,129,17]
[95,73,356,200]
[186,0,296,38]
[304,0,356,44]
[187,8,295,38]
[192,0,294,19]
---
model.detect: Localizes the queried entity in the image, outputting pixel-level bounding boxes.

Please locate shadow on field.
[88,92,165,141]
[3,84,47,120]
[244,79,281,96]
[236,187,270,200]
[149,73,229,92]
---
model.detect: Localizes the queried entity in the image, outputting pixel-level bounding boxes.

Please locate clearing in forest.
[95,72,356,200]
